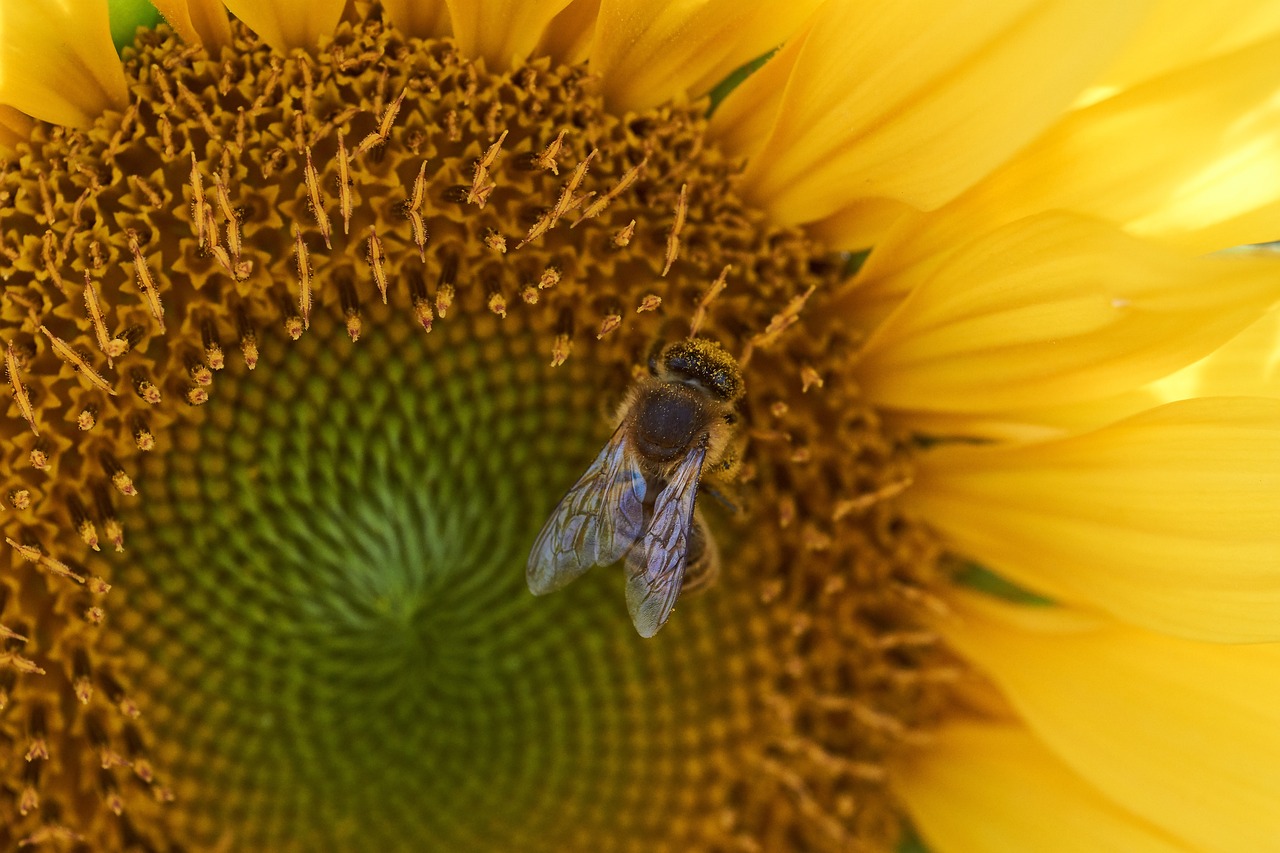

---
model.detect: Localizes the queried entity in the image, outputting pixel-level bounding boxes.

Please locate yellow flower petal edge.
[876,296,1280,442]
[857,32,1280,282]
[586,0,823,112]
[896,721,1190,853]
[852,212,1280,418]
[939,593,1280,852]
[1091,0,1280,96]
[533,0,601,66]
[149,0,233,47]
[908,396,1280,642]
[709,0,1151,228]
[381,0,451,39]
[443,0,574,69]
[0,103,33,151]
[0,0,127,127]
[220,0,346,54]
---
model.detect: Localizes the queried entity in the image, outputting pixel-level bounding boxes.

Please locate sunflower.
[1,0,1278,850]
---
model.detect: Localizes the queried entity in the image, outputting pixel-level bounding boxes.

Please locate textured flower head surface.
[0,0,1278,850]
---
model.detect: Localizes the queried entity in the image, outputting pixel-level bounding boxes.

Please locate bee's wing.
[624,437,708,638]
[526,423,648,595]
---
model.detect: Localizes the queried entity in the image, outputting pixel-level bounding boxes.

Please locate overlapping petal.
[853,213,1280,419]
[897,721,1189,853]
[443,0,575,69]
[221,0,345,54]
[1091,0,1280,95]
[908,397,1280,642]
[150,0,232,47]
[857,32,1280,277]
[586,0,822,112]
[939,594,1280,851]
[381,0,452,40]
[709,0,1151,231]
[0,0,127,127]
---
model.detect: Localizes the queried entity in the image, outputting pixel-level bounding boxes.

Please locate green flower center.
[106,307,763,850]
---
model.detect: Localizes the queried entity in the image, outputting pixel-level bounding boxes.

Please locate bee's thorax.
[631,381,706,463]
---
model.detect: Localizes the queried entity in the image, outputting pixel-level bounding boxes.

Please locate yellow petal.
[893,303,1280,442]
[854,213,1280,417]
[0,0,128,127]
[0,103,33,151]
[940,593,1280,852]
[587,0,823,112]
[897,721,1189,853]
[908,397,1280,642]
[444,0,574,69]
[381,0,452,39]
[221,0,345,54]
[858,33,1280,288]
[535,0,601,66]
[150,0,233,47]
[709,0,1150,227]
[1092,0,1280,95]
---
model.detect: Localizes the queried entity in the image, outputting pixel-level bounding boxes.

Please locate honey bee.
[527,338,744,637]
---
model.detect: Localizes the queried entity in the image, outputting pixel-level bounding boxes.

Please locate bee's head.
[654,338,744,403]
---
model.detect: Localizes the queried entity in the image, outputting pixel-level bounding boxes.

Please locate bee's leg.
[681,509,721,594]
[699,484,740,514]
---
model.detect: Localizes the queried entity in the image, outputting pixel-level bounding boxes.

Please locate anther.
[534,129,567,174]
[577,156,647,226]
[336,131,354,234]
[8,490,29,510]
[25,706,48,760]
[77,406,97,431]
[106,324,143,361]
[100,673,141,719]
[184,385,209,406]
[73,650,93,704]
[302,146,332,249]
[199,318,225,368]
[351,86,407,159]
[35,173,56,225]
[596,314,622,339]
[487,291,508,318]
[5,341,39,436]
[29,443,49,470]
[339,276,362,343]
[130,370,161,405]
[128,174,163,209]
[484,230,507,253]
[293,226,312,331]
[157,114,175,159]
[689,265,731,338]
[130,416,155,452]
[800,365,824,392]
[237,310,258,370]
[101,453,138,497]
[521,285,540,304]
[612,219,636,248]
[366,227,389,303]
[38,326,117,396]
[550,333,572,367]
[95,488,124,552]
[636,294,662,313]
[83,273,115,366]
[125,228,165,333]
[662,183,688,276]
[41,230,65,288]
[186,354,213,387]
[539,267,561,290]
[408,209,428,260]
[212,172,243,259]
